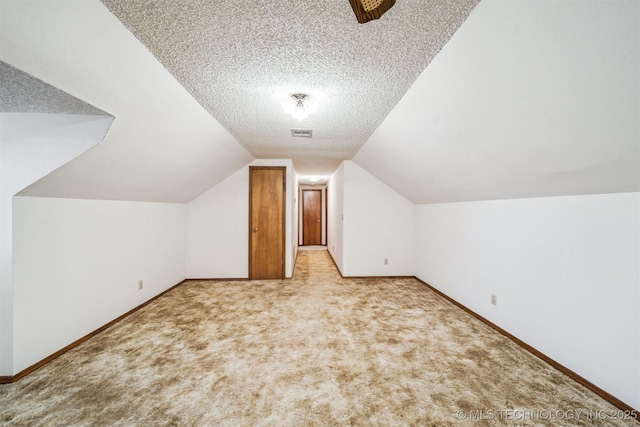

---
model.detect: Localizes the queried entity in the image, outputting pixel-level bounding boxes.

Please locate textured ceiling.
[0,61,111,116]
[101,0,479,180]
[2,0,634,204]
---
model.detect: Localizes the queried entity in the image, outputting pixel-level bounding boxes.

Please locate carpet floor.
[0,250,637,426]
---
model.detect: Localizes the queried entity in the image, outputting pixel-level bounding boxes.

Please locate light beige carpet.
[0,250,637,426]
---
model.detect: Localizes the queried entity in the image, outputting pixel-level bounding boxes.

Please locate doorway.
[249,166,285,279]
[302,189,323,246]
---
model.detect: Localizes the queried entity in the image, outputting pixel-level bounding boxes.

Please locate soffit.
[0,61,111,117]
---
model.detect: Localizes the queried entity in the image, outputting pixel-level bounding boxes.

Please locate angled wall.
[1,0,252,203]
[353,0,639,204]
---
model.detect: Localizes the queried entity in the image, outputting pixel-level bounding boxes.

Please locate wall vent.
[291,128,313,138]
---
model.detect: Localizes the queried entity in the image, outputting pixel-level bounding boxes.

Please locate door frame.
[298,185,327,246]
[248,166,286,280]
[302,189,323,246]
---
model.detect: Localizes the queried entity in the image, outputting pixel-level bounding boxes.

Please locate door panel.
[302,189,322,246]
[249,167,285,279]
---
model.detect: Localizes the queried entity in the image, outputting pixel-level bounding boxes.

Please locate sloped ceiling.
[0,0,253,203]
[1,0,637,204]
[100,0,479,182]
[354,0,639,203]
[1,61,115,198]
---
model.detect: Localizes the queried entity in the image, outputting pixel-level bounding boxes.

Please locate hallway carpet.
[1,250,637,425]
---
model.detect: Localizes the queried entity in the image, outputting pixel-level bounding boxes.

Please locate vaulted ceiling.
[100,0,478,178]
[1,0,637,204]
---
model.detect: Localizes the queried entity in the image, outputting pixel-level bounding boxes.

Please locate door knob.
[252,227,258,233]
[317,220,320,222]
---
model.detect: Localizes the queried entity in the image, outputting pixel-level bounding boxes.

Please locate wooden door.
[302,189,322,246]
[249,167,285,279]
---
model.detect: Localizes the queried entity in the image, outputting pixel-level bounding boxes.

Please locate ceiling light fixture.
[309,177,319,183]
[349,0,396,23]
[281,93,318,120]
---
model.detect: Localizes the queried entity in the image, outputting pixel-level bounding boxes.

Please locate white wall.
[186,159,296,279]
[342,161,415,276]
[327,161,415,277]
[327,163,345,273]
[12,196,186,374]
[291,172,299,268]
[186,167,249,278]
[415,192,640,409]
[0,112,112,376]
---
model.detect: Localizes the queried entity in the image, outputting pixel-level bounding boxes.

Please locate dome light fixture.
[281,93,318,120]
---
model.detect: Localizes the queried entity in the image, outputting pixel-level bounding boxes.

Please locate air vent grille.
[291,128,313,138]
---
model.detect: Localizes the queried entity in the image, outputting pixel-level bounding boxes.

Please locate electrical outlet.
[138,280,144,290]
[384,258,389,265]
[491,293,497,305]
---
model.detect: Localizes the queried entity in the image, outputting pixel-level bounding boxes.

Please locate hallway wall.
[328,161,415,277]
